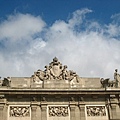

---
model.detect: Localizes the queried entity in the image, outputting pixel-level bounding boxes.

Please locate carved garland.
[86,106,106,117]
[9,106,30,117]
[49,106,69,117]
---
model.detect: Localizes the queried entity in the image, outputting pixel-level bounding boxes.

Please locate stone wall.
[0,93,120,120]
[0,93,116,120]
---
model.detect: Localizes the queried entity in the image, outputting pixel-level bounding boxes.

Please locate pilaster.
[109,95,118,119]
[69,97,76,120]
[31,97,40,120]
[31,105,37,120]
[0,104,4,120]
[78,102,85,120]
[41,104,47,120]
[78,97,85,120]
[0,95,6,120]
[41,97,47,120]
[111,104,117,119]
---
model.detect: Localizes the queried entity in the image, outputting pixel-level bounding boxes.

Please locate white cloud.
[0,13,46,41]
[68,8,92,28]
[0,8,120,80]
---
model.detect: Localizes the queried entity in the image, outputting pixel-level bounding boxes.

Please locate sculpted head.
[64,65,67,69]
[53,57,58,62]
[45,65,49,69]
[115,69,118,72]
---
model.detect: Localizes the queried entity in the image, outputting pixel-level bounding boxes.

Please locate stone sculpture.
[0,78,3,87]
[100,69,120,88]
[2,77,11,87]
[31,57,79,85]
[31,72,43,84]
[100,78,116,88]
[114,69,120,87]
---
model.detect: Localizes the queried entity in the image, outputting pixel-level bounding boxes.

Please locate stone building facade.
[0,57,120,120]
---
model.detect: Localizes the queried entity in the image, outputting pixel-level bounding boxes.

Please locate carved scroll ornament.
[49,106,69,117]
[10,106,30,117]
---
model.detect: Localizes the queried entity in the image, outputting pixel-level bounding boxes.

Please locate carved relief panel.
[8,105,31,120]
[85,105,108,120]
[47,105,70,120]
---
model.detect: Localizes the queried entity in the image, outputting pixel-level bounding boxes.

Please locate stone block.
[44,80,70,89]
[11,77,30,88]
[81,77,101,88]
[30,83,43,88]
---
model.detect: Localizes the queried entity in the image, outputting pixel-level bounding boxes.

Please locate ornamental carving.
[9,106,30,117]
[32,57,79,84]
[49,106,69,117]
[86,106,106,116]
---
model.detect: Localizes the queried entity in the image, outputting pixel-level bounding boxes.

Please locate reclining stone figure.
[100,78,116,88]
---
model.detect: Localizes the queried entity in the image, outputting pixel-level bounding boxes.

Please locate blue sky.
[0,0,120,79]
[1,0,120,24]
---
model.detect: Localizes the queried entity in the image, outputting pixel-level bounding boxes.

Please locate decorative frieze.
[86,106,106,117]
[9,106,30,117]
[48,106,69,117]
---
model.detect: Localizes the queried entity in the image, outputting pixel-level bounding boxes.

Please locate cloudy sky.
[0,0,120,79]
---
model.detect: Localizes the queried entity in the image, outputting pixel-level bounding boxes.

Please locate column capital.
[41,104,47,111]
[31,105,37,111]
[69,105,75,111]
[110,103,117,109]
